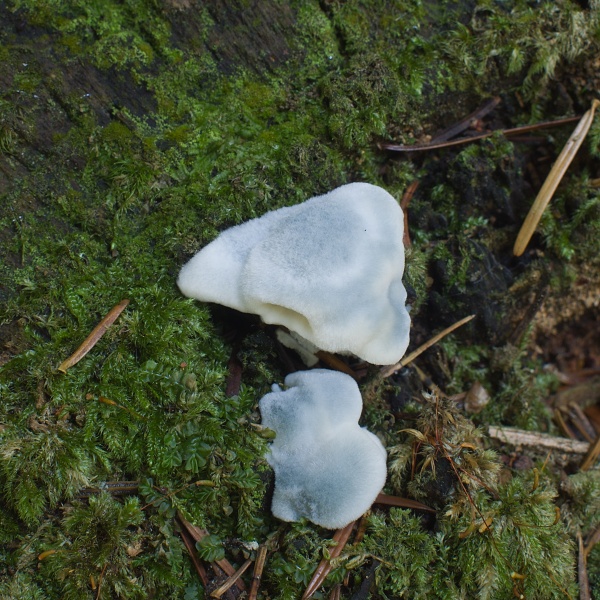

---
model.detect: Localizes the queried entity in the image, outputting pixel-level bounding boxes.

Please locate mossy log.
[1,1,599,598]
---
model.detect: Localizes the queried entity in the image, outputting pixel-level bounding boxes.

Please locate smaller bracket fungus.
[177,182,410,365]
[259,369,387,529]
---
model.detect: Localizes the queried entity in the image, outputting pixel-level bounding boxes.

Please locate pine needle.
[578,532,591,600]
[374,493,435,513]
[580,430,600,471]
[380,314,475,378]
[513,99,600,256]
[58,299,130,373]
[302,521,355,600]
[211,559,252,598]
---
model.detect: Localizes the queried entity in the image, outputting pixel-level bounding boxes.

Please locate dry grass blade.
[302,521,355,600]
[513,100,600,256]
[248,545,268,600]
[58,299,130,373]
[578,532,591,600]
[380,314,475,378]
[374,493,435,513]
[211,559,252,598]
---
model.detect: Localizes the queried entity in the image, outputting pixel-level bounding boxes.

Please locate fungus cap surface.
[178,182,410,365]
[259,369,387,529]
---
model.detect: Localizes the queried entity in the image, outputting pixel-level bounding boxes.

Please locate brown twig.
[248,545,268,600]
[211,559,252,598]
[380,314,475,378]
[58,299,129,373]
[514,99,600,256]
[381,115,582,152]
[374,493,435,513]
[302,521,356,600]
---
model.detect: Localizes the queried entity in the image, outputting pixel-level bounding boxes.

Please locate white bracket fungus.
[177,182,410,365]
[259,369,387,529]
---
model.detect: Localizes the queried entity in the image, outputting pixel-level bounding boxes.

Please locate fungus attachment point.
[259,369,387,529]
[178,183,410,365]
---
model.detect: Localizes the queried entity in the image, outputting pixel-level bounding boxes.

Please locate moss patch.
[1,0,599,597]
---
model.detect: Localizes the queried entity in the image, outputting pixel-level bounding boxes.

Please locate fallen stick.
[58,299,129,373]
[488,426,590,454]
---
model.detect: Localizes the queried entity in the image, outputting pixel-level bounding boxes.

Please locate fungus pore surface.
[259,369,387,529]
[177,182,410,365]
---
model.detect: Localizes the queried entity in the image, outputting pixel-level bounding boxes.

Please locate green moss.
[1,0,599,597]
[331,475,577,599]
